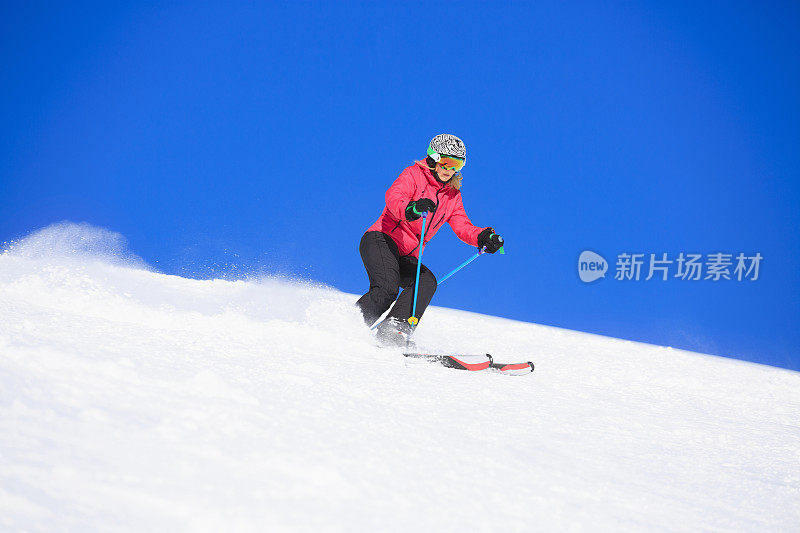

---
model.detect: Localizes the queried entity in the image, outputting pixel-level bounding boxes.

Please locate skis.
[403,353,534,376]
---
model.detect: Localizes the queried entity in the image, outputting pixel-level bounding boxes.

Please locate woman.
[356,134,504,346]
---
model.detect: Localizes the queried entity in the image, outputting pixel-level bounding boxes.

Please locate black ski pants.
[355,231,437,326]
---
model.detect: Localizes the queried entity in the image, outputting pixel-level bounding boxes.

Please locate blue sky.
[2,1,799,370]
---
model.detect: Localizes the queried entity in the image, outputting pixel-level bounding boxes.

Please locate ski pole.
[437,248,486,286]
[408,211,428,330]
[435,235,504,286]
[368,212,429,332]
[436,237,503,286]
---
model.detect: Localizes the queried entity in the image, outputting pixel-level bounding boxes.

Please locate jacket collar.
[416,160,446,189]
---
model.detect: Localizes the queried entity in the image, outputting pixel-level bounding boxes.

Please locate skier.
[356,134,505,346]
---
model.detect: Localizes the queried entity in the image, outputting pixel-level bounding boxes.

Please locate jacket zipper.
[402,186,448,256]
[423,188,447,243]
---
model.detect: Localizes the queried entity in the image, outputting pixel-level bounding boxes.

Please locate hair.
[423,156,462,191]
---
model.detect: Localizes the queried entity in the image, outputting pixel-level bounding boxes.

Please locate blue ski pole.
[408,211,428,331]
[437,236,504,286]
[437,248,485,286]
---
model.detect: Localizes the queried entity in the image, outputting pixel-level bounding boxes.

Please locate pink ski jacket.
[366,160,487,258]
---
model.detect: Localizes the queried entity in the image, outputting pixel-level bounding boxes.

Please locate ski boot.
[376,317,415,349]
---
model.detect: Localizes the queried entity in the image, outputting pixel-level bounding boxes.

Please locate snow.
[1,223,799,531]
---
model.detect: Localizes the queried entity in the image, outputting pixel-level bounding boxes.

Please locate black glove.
[478,227,504,254]
[405,198,437,221]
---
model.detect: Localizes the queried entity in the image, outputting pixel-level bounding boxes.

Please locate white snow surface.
[1,223,799,532]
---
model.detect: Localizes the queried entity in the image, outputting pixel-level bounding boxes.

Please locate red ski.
[403,353,534,376]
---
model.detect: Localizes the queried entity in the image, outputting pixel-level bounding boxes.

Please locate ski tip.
[490,361,534,375]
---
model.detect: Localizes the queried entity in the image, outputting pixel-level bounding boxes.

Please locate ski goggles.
[437,156,465,172]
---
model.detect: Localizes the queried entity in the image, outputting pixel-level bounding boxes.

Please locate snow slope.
[1,223,799,532]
